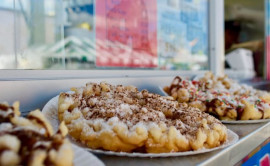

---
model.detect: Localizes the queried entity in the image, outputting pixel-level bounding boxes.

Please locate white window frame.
[209,0,225,76]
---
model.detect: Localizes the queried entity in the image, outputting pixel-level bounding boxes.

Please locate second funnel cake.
[163,72,270,121]
[58,82,227,153]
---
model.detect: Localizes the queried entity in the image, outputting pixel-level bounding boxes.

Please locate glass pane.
[0,0,16,69]
[63,0,95,69]
[0,0,209,70]
[13,0,65,69]
[158,0,209,70]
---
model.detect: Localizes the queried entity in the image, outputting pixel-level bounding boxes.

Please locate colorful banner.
[95,0,157,68]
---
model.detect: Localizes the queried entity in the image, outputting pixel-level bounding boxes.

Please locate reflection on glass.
[0,0,209,70]
[0,0,65,69]
[14,0,95,69]
[0,0,16,69]
[158,0,209,70]
[60,0,95,69]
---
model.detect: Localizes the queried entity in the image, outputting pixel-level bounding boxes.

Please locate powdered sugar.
[59,82,224,139]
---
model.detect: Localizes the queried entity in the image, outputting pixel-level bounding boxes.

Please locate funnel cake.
[58,82,227,153]
[164,72,270,120]
[0,102,73,166]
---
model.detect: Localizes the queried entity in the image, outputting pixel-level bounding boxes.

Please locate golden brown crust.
[0,102,74,166]
[58,82,227,153]
[164,72,270,120]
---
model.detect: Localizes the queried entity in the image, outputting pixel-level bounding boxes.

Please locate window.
[0,0,210,71]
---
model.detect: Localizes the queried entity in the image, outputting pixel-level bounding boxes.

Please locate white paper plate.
[43,95,104,166]
[72,144,105,166]
[221,119,270,124]
[158,86,169,96]
[71,129,238,157]
[42,95,239,158]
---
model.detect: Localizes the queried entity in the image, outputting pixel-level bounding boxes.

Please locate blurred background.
[0,0,208,71]
[0,0,95,69]
[225,0,265,78]
[0,0,269,79]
